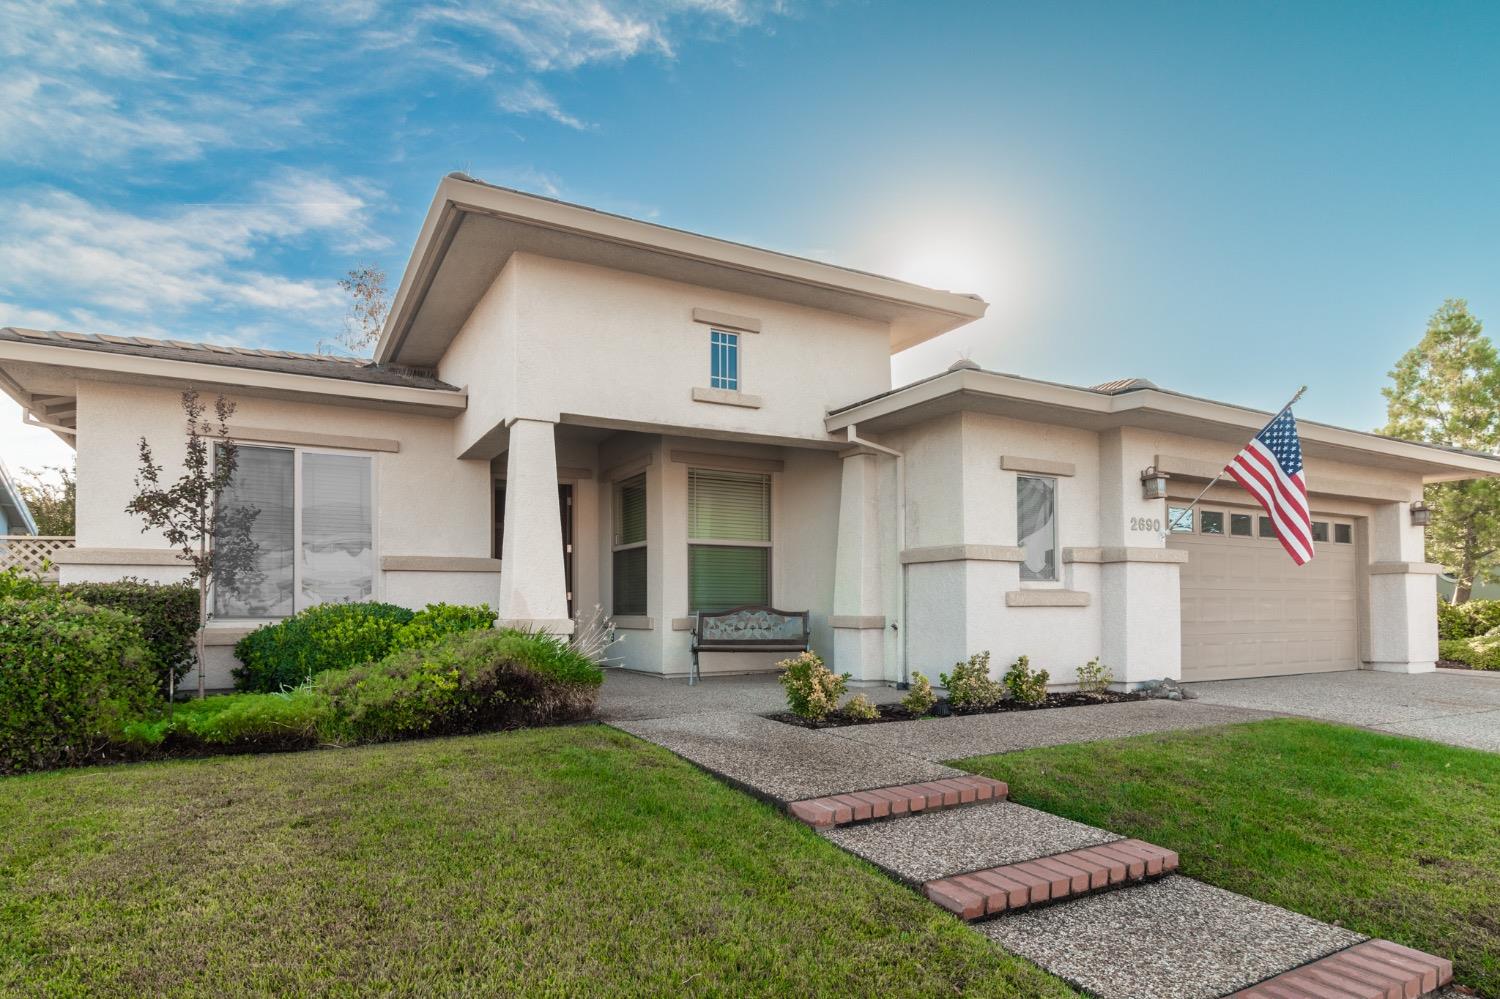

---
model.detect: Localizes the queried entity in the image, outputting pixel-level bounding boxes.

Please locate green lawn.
[955,718,1500,996]
[0,726,1075,998]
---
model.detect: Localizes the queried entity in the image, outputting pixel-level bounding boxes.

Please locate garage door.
[1169,503,1359,682]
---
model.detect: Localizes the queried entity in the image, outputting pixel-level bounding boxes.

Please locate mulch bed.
[769,689,1145,729]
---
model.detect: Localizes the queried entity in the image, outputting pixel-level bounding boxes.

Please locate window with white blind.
[213,445,375,618]
[1017,474,1058,582]
[688,468,770,611]
[612,474,647,616]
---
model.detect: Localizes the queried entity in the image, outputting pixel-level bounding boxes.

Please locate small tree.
[1382,299,1500,601]
[321,264,389,355]
[17,464,75,535]
[125,390,260,698]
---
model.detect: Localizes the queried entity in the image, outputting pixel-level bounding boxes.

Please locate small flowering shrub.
[940,652,1003,710]
[842,692,879,721]
[901,671,937,715]
[1075,657,1114,695]
[1003,655,1050,705]
[778,651,848,720]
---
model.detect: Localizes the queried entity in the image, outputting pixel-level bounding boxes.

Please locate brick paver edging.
[1229,938,1454,998]
[786,775,1008,828]
[923,839,1179,920]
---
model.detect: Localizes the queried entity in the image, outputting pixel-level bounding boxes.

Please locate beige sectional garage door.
[1169,504,1359,682]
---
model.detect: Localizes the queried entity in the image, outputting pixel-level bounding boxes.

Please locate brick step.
[1230,938,1454,998]
[924,839,1179,921]
[787,775,1008,829]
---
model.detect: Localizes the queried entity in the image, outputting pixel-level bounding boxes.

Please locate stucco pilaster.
[833,449,887,681]
[1366,500,1437,672]
[497,418,573,633]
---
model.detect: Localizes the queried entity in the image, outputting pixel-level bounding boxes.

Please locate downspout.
[844,424,909,688]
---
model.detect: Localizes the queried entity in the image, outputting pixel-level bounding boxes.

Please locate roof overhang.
[827,368,1500,483]
[376,174,989,368]
[0,460,37,534]
[0,338,466,446]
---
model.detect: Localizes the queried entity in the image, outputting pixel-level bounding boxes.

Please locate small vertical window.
[1334,523,1352,544]
[1259,516,1277,538]
[1167,506,1193,533]
[1017,475,1058,581]
[1310,521,1329,542]
[1230,513,1253,537]
[1201,511,1224,535]
[612,475,648,616]
[710,329,739,390]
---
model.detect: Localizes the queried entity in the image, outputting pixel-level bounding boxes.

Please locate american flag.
[1224,408,1314,565]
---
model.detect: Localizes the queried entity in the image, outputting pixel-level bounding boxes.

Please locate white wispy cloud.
[497,79,591,130]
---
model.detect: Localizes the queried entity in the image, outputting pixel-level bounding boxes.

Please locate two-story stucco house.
[2,173,1497,691]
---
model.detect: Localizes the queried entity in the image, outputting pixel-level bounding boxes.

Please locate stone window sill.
[692,386,762,409]
[612,616,654,630]
[1005,590,1090,607]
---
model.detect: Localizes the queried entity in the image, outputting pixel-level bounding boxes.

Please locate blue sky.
[2,0,1498,473]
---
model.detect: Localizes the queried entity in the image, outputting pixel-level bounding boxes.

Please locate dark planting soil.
[769,690,1145,729]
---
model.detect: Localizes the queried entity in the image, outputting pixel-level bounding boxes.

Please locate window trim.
[1016,473,1060,583]
[212,442,380,622]
[709,328,740,391]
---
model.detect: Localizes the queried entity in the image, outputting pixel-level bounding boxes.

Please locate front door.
[493,482,574,616]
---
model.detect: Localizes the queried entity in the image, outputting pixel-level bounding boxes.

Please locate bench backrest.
[695,605,809,646]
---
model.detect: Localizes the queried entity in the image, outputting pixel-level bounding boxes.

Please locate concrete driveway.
[1186,669,1500,752]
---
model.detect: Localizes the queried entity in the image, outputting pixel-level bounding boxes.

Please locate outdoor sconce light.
[1410,501,1431,527]
[1140,466,1170,500]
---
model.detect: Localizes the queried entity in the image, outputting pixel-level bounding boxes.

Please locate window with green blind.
[688,468,770,611]
[612,474,647,616]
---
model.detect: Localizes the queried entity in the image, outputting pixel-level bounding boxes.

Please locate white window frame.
[1016,473,1059,584]
[212,443,379,622]
[709,328,740,391]
[687,467,772,612]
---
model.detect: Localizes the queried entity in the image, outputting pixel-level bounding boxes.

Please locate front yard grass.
[0,725,1075,998]
[954,718,1500,996]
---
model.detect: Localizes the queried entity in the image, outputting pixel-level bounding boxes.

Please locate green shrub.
[1437,598,1471,640]
[1075,657,1114,695]
[941,652,1002,710]
[319,629,603,741]
[393,602,496,649]
[118,687,331,752]
[901,671,937,715]
[0,596,158,773]
[1466,599,1500,635]
[61,579,198,695]
[0,565,50,600]
[1002,655,1050,705]
[777,651,847,720]
[1438,635,1500,670]
[842,692,879,721]
[233,601,417,692]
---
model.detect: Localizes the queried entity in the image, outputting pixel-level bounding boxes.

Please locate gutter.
[844,424,909,688]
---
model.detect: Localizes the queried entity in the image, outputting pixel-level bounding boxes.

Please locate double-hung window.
[688,468,770,611]
[1016,474,1058,582]
[612,474,648,616]
[213,445,375,618]
[709,329,739,390]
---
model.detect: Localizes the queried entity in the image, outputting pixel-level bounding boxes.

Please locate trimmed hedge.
[1436,597,1500,641]
[232,602,499,693]
[1,596,158,773]
[114,627,602,757]
[61,580,198,694]
[1438,635,1500,670]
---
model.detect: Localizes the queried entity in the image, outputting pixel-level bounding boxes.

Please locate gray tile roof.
[0,327,458,391]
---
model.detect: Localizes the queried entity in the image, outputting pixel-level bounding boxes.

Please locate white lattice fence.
[0,536,74,579]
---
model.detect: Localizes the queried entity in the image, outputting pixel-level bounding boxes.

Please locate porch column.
[497,418,573,634]
[832,448,887,682]
[1366,500,1439,673]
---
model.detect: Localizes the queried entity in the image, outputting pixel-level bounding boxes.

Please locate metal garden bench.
[690,605,810,685]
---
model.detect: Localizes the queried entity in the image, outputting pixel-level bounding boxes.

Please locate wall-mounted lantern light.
[1140,466,1170,500]
[1410,501,1431,527]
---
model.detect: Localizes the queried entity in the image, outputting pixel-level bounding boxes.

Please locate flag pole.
[1162,385,1308,536]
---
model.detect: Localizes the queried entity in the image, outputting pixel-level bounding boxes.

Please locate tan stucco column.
[832,447,887,682]
[1366,500,1438,672]
[497,418,573,634]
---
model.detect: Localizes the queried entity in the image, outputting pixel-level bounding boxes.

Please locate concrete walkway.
[1187,669,1500,752]
[603,670,1457,998]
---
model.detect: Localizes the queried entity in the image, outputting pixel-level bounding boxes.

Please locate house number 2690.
[1129,517,1162,532]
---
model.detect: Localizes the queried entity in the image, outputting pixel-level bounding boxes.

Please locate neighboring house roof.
[0,328,456,391]
[827,365,1500,483]
[0,459,38,535]
[377,173,990,368]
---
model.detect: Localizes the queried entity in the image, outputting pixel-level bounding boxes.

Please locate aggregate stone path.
[605,672,1457,998]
